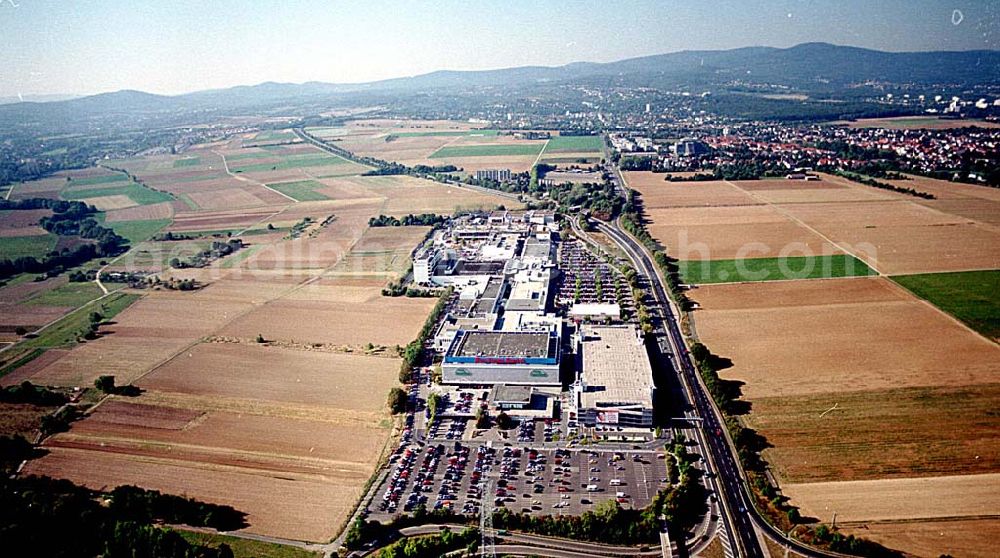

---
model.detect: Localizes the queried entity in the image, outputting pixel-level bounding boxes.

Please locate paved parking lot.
[369,440,668,522]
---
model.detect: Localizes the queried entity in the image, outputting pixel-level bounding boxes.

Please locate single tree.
[95,375,115,393]
[387,387,407,414]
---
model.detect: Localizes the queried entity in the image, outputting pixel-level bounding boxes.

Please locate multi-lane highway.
[599,167,850,558]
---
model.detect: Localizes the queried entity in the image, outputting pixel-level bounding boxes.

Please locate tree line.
[0,476,245,558]
[369,213,447,227]
[0,197,128,281]
[398,288,452,385]
[834,170,935,199]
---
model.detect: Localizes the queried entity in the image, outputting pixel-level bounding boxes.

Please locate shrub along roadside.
[398,288,452,384]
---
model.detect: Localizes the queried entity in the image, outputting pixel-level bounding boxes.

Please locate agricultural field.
[747,383,1000,483]
[678,254,874,284]
[62,181,174,206]
[840,518,999,558]
[844,116,1000,129]
[538,133,605,164]
[892,269,999,341]
[4,144,516,543]
[0,233,57,259]
[328,225,430,281]
[320,119,547,173]
[429,143,543,158]
[690,277,998,400]
[626,171,1000,274]
[784,473,1000,524]
[541,134,603,153]
[685,276,999,553]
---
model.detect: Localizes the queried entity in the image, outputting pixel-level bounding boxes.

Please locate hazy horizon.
[3,0,997,98]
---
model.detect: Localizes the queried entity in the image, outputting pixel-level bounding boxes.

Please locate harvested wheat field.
[169,206,283,232]
[624,172,761,208]
[784,473,1000,524]
[747,383,1000,483]
[765,197,1000,274]
[139,342,399,411]
[56,399,388,465]
[24,446,364,542]
[104,201,174,222]
[730,175,897,204]
[15,291,253,387]
[691,277,999,399]
[645,204,838,260]
[219,288,435,347]
[357,175,511,213]
[841,518,1000,558]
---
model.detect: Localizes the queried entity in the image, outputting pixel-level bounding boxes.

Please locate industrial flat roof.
[580,325,654,409]
[521,237,553,260]
[454,260,505,275]
[491,384,533,404]
[452,330,554,359]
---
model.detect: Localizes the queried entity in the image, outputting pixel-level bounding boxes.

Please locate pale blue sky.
[1,0,996,97]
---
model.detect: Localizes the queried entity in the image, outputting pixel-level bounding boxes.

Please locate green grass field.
[230,153,348,173]
[430,143,544,158]
[393,129,498,138]
[892,270,999,340]
[177,530,320,558]
[105,218,172,245]
[173,156,202,168]
[267,180,330,202]
[678,254,875,284]
[225,151,274,162]
[25,282,105,307]
[123,239,214,268]
[61,182,174,206]
[253,130,297,142]
[65,173,129,187]
[544,135,603,153]
[0,234,58,259]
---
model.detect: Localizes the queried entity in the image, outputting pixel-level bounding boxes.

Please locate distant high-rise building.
[475,169,512,182]
[674,138,710,157]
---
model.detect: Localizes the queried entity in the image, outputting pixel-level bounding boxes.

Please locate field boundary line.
[883,275,1000,346]
[690,273,879,288]
[37,445,348,486]
[213,149,300,203]
[48,432,374,473]
[0,289,126,356]
[532,138,551,167]
[4,182,13,200]
[721,179,886,276]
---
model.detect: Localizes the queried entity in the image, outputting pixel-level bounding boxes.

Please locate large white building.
[573,325,655,428]
[442,330,561,386]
